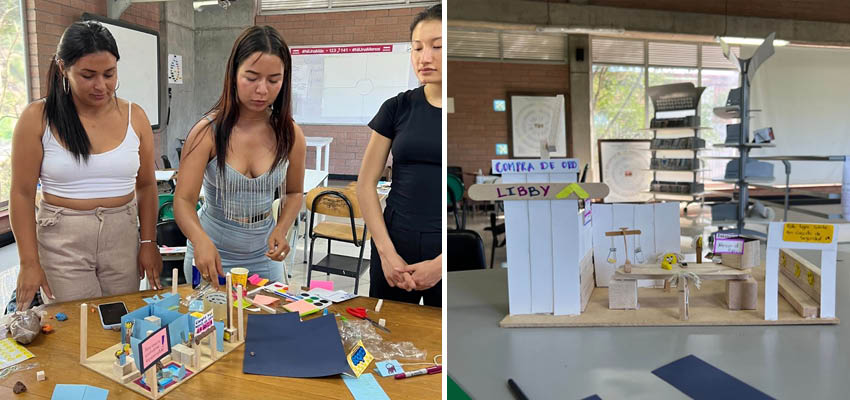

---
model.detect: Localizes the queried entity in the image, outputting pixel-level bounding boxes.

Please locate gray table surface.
[447,250,850,400]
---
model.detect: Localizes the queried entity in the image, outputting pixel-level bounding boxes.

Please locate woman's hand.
[379,249,416,291]
[16,261,54,311]
[138,242,163,290]
[266,225,291,261]
[398,255,442,290]
[194,237,223,288]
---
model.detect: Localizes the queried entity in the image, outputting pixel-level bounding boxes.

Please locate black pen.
[507,378,529,400]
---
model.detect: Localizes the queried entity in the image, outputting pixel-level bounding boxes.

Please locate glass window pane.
[647,67,698,120]
[0,0,27,204]
[700,69,741,181]
[591,64,647,140]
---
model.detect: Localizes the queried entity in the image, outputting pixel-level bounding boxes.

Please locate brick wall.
[25,1,162,150]
[25,0,160,100]
[447,61,570,186]
[257,7,424,177]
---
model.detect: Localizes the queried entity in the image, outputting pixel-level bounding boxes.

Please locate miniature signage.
[346,340,374,378]
[491,159,579,174]
[713,238,745,254]
[468,182,609,201]
[193,310,214,338]
[139,326,171,372]
[782,223,834,243]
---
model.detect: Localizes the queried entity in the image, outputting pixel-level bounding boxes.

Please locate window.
[0,0,28,207]
[591,37,741,181]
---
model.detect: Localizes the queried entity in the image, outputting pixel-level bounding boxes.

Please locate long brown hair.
[203,26,294,179]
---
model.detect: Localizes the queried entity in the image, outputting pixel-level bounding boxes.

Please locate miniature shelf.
[639,126,713,132]
[713,143,776,148]
[713,106,762,119]
[712,177,775,183]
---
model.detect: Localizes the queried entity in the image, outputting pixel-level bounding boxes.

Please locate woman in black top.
[356,5,442,307]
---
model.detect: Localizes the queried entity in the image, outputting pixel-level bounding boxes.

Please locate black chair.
[156,220,187,285]
[483,212,506,268]
[447,229,486,272]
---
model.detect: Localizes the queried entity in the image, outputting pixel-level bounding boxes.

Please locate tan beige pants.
[36,198,141,303]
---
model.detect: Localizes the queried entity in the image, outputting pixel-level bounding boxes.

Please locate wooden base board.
[500,267,838,328]
[81,339,244,399]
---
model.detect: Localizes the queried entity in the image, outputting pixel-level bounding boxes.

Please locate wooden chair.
[305,187,370,294]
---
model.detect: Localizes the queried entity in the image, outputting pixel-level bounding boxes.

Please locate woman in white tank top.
[9,21,162,310]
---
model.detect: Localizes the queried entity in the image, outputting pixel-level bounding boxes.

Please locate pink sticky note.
[252,294,280,307]
[247,274,262,285]
[283,299,319,316]
[310,280,334,291]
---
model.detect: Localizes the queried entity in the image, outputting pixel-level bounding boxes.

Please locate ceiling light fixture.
[536,26,625,35]
[716,36,789,46]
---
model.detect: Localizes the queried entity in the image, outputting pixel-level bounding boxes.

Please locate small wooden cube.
[721,239,760,270]
[609,279,638,310]
[36,370,45,381]
[726,277,758,310]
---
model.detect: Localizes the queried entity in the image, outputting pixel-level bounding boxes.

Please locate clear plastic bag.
[5,306,47,345]
[337,319,426,361]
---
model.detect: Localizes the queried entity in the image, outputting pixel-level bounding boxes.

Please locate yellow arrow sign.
[555,183,589,199]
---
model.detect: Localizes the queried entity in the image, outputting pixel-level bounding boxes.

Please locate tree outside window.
[0,0,27,206]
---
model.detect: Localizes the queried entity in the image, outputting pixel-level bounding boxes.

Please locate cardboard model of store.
[469,159,839,328]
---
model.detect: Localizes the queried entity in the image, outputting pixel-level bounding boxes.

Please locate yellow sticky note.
[190,312,205,318]
[782,223,834,243]
[346,340,373,378]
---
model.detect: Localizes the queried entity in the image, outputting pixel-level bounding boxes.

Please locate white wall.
[744,45,850,184]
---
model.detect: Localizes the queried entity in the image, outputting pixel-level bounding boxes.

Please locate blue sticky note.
[51,384,109,400]
[375,360,403,377]
[342,373,390,400]
[652,355,774,400]
[82,385,109,400]
[52,384,86,400]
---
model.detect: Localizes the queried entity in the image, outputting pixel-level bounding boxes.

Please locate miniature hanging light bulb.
[634,246,645,263]
[607,247,618,264]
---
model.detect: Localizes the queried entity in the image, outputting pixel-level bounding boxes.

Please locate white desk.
[155,170,176,181]
[291,169,330,267]
[306,136,333,186]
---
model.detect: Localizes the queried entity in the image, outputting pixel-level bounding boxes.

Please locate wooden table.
[2,285,442,399]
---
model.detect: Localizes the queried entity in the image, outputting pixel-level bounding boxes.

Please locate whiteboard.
[83,14,161,128]
[291,43,420,125]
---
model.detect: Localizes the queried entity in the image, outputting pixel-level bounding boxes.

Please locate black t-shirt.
[369,86,441,232]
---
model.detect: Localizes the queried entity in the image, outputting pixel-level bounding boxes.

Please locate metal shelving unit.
[710,33,778,238]
[645,83,708,213]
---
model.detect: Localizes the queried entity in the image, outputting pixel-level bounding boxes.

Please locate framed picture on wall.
[598,139,653,203]
[507,92,570,158]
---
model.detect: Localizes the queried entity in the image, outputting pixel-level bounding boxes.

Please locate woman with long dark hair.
[175,26,305,287]
[10,21,162,310]
[357,5,442,306]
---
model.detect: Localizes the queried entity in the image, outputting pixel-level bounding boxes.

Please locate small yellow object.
[661,253,678,270]
[190,312,205,318]
[807,270,815,286]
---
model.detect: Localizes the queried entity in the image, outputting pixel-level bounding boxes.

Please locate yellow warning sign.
[782,223,834,243]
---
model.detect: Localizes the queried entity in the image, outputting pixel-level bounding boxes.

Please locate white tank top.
[39,101,140,199]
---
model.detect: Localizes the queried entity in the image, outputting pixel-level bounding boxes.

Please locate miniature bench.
[609,263,756,319]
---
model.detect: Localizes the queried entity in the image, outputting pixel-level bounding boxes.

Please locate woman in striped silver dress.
[174,26,306,288]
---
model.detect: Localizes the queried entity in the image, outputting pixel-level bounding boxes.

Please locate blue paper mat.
[652,355,774,400]
[242,313,350,378]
